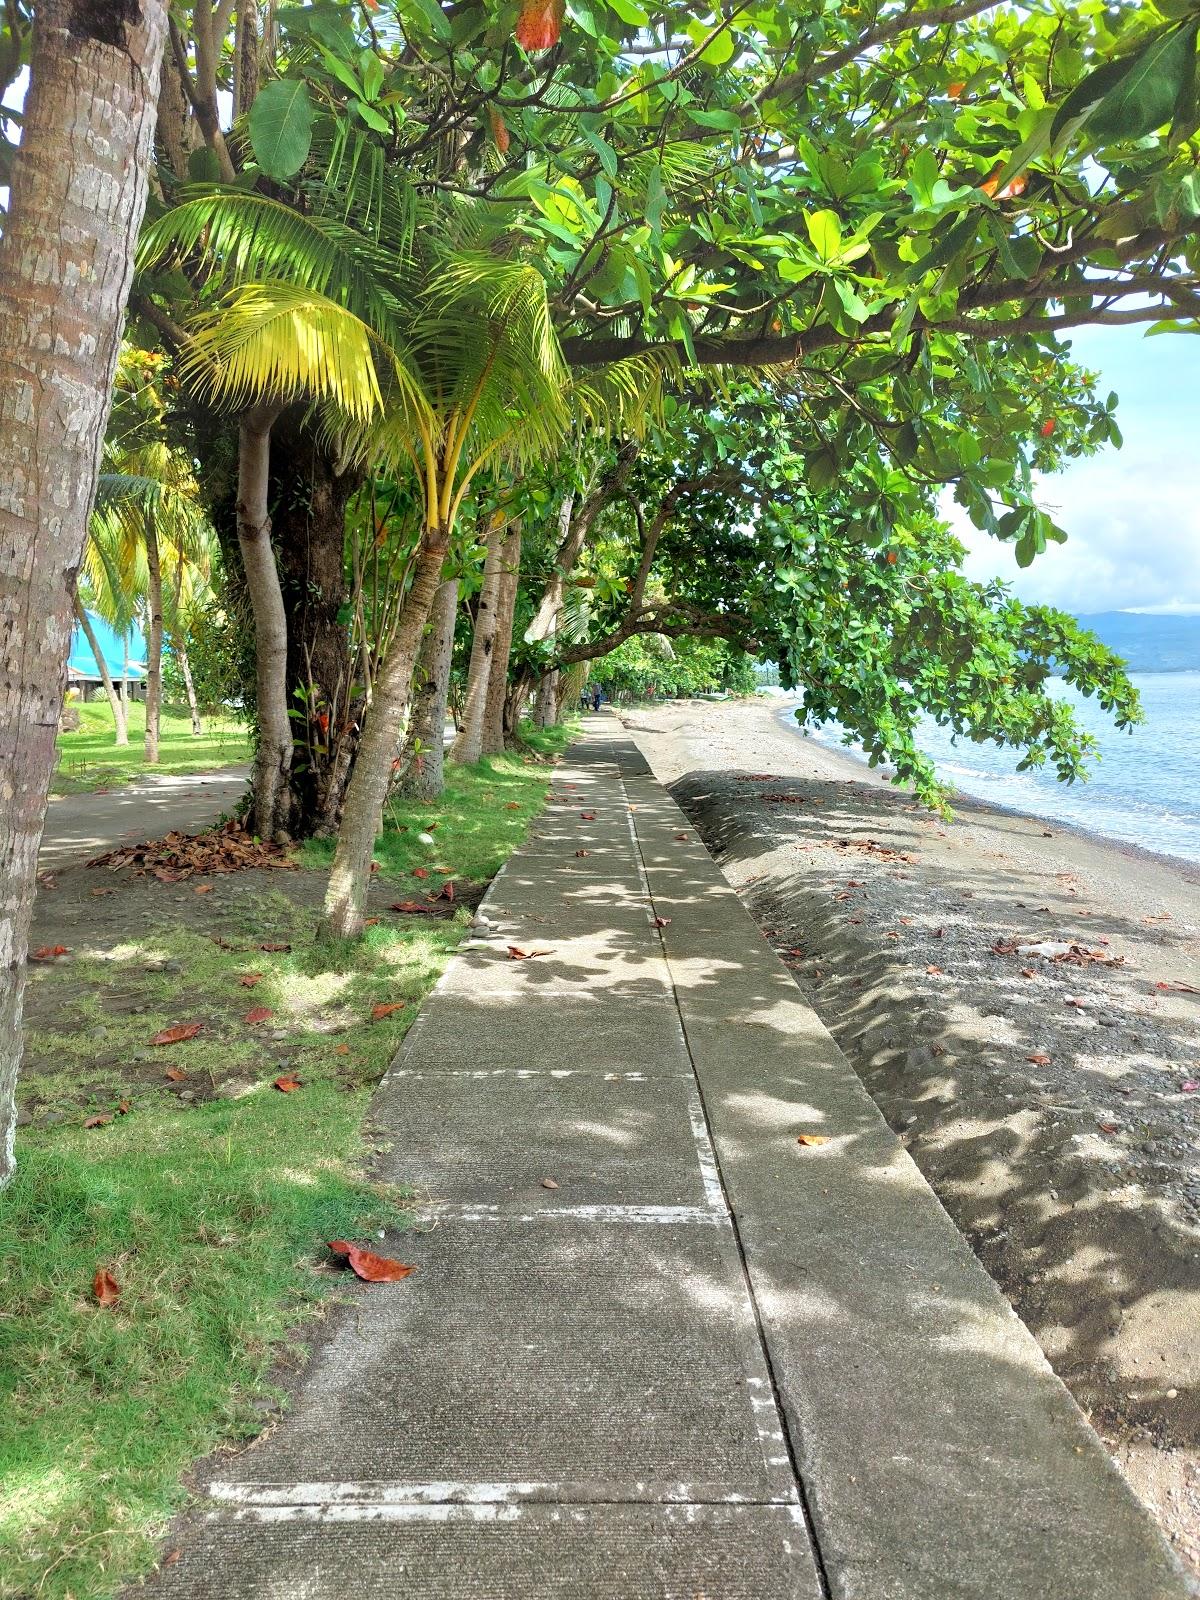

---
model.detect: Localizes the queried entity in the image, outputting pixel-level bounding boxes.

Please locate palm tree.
[140,183,662,928]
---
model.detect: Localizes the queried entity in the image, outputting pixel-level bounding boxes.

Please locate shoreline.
[621,696,1200,1574]
[768,693,1200,882]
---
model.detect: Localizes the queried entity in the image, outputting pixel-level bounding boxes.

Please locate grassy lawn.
[0,724,576,1600]
[53,701,251,795]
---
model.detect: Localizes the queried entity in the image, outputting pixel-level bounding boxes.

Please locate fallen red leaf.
[390,900,433,914]
[84,1114,112,1128]
[1098,1122,1120,1135]
[506,945,552,959]
[30,945,69,961]
[580,812,596,820]
[371,1002,406,1019]
[675,833,689,841]
[412,867,430,879]
[1153,980,1199,994]
[327,1240,415,1282]
[163,1067,188,1082]
[240,973,263,987]
[1020,968,1036,979]
[92,1267,121,1307]
[1026,1052,1051,1066]
[796,1133,830,1147]
[335,1043,350,1055]
[244,1006,273,1024]
[151,1022,202,1046]
[654,916,672,928]
[441,880,455,901]
[1182,1080,1198,1093]
[260,942,291,953]
[117,1099,131,1116]
[193,883,213,894]
[926,964,943,975]
[274,1075,302,1092]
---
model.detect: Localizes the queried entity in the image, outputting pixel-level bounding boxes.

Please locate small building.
[67,612,147,702]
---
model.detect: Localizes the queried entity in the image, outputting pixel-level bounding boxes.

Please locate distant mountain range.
[1078,611,1200,673]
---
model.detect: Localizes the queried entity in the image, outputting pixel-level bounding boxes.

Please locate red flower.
[488,104,510,154]
[1040,417,1056,438]
[516,0,564,51]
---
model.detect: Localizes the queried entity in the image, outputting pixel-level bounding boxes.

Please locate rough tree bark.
[450,514,508,766]
[271,417,361,834]
[481,523,521,756]
[0,0,168,1187]
[73,595,129,744]
[236,407,293,839]
[400,577,458,801]
[143,517,163,762]
[322,525,450,939]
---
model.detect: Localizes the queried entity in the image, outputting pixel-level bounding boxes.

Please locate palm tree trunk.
[450,514,507,766]
[144,520,163,763]
[170,558,202,734]
[322,525,449,940]
[481,524,521,756]
[0,0,168,1188]
[237,408,292,839]
[400,577,458,801]
[178,640,203,734]
[73,595,128,745]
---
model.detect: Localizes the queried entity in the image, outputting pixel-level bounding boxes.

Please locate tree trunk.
[178,639,203,734]
[233,0,259,119]
[322,525,449,940]
[170,557,202,734]
[143,519,163,763]
[450,514,507,766]
[0,0,168,1188]
[237,409,292,839]
[481,524,521,756]
[400,577,458,801]
[535,670,559,728]
[271,417,360,835]
[73,596,128,744]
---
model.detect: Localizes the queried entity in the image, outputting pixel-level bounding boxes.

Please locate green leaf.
[248,79,314,181]
[582,126,618,181]
[804,209,842,264]
[1052,23,1199,146]
[187,145,222,183]
[606,0,648,24]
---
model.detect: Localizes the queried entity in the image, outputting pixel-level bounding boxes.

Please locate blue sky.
[950,323,1200,615]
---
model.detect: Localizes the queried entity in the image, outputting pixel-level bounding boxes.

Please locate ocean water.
[800,670,1200,866]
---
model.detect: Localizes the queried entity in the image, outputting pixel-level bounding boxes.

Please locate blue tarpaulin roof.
[68,612,146,681]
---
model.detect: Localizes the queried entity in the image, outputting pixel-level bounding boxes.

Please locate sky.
[950,322,1200,616]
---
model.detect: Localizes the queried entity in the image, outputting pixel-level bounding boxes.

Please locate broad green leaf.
[248,79,314,181]
[805,209,842,264]
[606,0,648,24]
[1052,23,1199,146]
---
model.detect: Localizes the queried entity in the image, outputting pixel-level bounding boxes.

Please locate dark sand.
[622,696,1200,1573]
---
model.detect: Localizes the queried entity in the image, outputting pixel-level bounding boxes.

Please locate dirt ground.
[622,697,1200,1574]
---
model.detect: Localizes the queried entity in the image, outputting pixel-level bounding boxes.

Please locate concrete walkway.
[148,721,1194,1599]
[40,766,249,869]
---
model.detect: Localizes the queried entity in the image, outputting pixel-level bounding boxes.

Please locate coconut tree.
[140,182,660,927]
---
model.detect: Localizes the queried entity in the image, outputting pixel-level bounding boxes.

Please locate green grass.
[0,723,576,1600]
[53,701,251,794]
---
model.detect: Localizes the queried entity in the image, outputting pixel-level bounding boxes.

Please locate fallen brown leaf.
[92,1267,121,1307]
[274,1075,302,1092]
[239,973,264,988]
[506,945,552,960]
[925,964,943,975]
[327,1240,415,1282]
[335,1043,350,1055]
[244,1006,273,1025]
[541,1178,559,1190]
[580,812,596,820]
[1098,1121,1120,1135]
[371,1002,406,1019]
[260,942,291,953]
[163,1067,188,1082]
[390,900,433,914]
[83,1114,112,1129]
[796,1133,831,1147]
[575,849,590,858]
[1026,1052,1051,1066]
[151,1022,202,1046]
[653,916,672,928]
[412,867,430,879]
[117,1099,131,1116]
[193,883,213,895]
[504,802,521,810]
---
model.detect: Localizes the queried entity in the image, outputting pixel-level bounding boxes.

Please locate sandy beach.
[621,696,1200,1571]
